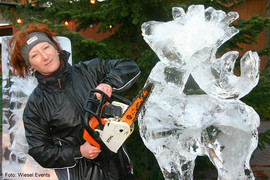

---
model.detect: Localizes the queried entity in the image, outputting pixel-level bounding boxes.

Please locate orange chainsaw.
[83,83,153,153]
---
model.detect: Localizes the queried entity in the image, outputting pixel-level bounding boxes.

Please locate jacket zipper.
[66,87,84,115]
[58,79,62,88]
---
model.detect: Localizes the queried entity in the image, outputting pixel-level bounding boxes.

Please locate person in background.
[8,23,140,180]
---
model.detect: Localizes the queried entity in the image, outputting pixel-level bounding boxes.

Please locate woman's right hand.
[80,142,101,159]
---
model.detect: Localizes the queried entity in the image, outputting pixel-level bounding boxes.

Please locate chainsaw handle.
[83,89,109,148]
[84,89,112,128]
[83,92,101,142]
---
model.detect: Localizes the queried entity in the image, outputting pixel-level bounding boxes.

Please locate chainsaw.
[83,83,153,153]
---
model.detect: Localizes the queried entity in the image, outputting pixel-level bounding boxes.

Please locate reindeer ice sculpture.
[138,5,260,180]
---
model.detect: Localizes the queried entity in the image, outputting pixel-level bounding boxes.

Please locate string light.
[64,21,69,26]
[17,17,22,24]
[106,25,112,29]
[90,0,95,4]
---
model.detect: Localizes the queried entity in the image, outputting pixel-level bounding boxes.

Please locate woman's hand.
[80,142,101,160]
[95,83,112,100]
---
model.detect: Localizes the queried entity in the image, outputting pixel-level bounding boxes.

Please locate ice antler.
[141,5,239,64]
[189,7,260,99]
[141,5,260,99]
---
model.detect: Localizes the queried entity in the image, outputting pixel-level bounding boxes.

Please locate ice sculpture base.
[139,93,259,180]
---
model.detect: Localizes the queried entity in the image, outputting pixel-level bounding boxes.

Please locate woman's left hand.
[95,83,112,100]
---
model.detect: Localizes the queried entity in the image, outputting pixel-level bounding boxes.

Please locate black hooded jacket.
[23,51,140,179]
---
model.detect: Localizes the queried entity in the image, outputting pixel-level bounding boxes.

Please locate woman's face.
[28,42,60,76]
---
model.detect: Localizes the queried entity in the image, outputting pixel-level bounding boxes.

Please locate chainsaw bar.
[119,83,154,126]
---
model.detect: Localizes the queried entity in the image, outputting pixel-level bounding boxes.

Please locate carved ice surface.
[138,5,260,180]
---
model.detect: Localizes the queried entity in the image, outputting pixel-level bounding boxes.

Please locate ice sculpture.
[138,5,260,180]
[2,36,72,179]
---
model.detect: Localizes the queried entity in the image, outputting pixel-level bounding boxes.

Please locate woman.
[8,23,140,180]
